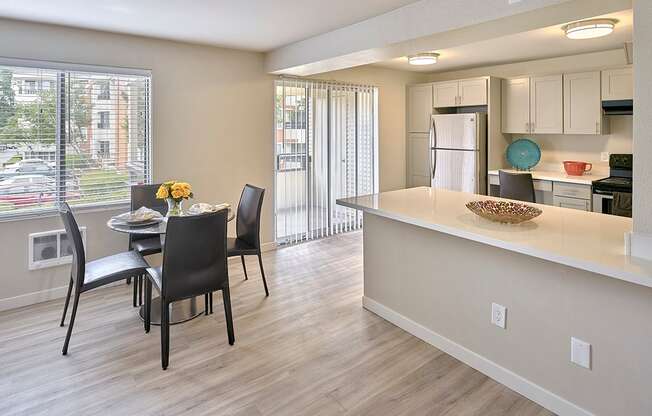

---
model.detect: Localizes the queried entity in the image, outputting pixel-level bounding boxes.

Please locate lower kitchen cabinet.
[553,195,591,211]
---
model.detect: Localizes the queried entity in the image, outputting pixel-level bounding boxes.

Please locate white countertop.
[488,169,608,185]
[337,187,652,288]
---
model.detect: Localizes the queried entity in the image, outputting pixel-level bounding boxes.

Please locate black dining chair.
[499,170,536,203]
[58,202,149,355]
[144,209,234,370]
[128,183,167,307]
[227,184,268,296]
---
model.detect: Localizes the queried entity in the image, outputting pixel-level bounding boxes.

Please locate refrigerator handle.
[429,119,437,179]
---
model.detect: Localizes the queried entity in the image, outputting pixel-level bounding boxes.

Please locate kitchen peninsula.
[337,187,652,416]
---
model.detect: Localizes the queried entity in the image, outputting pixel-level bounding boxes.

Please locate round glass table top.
[107,208,234,235]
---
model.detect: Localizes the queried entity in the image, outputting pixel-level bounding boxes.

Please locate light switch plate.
[571,337,591,369]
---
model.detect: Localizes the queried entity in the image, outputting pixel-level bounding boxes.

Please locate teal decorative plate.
[506,139,541,171]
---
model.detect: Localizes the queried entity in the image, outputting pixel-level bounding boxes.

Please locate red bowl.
[563,161,592,176]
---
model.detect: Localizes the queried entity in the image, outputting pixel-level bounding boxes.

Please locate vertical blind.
[0,62,151,218]
[275,78,378,244]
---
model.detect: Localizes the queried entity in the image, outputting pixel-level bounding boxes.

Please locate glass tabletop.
[107,208,235,235]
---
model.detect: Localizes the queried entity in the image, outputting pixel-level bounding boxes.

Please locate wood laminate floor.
[0,232,554,416]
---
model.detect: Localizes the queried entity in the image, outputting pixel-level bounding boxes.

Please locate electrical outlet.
[571,337,591,369]
[491,303,507,329]
[601,152,610,162]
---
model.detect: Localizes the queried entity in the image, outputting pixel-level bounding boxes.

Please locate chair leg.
[241,255,248,280]
[222,285,235,345]
[204,293,209,316]
[138,275,143,306]
[257,252,269,297]
[161,299,169,370]
[132,275,138,307]
[144,279,152,333]
[209,292,213,314]
[60,277,73,327]
[62,290,80,355]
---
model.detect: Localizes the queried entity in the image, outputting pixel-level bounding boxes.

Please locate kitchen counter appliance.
[592,154,632,217]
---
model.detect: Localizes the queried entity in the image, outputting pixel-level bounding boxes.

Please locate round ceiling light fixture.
[563,18,617,40]
[408,53,439,66]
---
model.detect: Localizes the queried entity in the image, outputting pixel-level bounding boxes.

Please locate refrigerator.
[429,113,487,194]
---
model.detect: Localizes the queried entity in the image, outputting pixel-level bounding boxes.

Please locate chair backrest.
[58,203,86,287]
[499,170,536,203]
[236,184,265,249]
[161,209,228,302]
[130,183,167,243]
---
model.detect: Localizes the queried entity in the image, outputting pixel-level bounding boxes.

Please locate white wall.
[0,18,274,310]
[633,0,652,237]
[427,49,633,171]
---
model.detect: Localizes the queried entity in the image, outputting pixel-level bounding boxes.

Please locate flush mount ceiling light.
[408,53,439,66]
[563,18,617,40]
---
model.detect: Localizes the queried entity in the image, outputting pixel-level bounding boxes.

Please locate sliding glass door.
[274,79,378,244]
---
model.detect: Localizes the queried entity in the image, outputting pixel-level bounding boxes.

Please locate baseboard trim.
[0,281,124,312]
[362,296,594,416]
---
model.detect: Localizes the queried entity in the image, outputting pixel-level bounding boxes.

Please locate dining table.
[107,207,234,325]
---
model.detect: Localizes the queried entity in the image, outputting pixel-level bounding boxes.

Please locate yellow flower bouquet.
[156,181,193,216]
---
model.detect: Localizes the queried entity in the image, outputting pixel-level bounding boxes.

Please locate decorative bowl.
[506,138,541,171]
[465,200,542,224]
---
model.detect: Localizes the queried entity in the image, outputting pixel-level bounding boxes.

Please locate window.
[97,111,110,129]
[274,79,378,244]
[97,80,110,100]
[0,62,151,219]
[98,140,110,159]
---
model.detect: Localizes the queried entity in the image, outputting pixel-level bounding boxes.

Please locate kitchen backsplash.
[512,115,632,172]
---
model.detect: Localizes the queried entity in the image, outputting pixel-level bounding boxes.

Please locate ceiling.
[0,0,421,51]
[373,9,632,73]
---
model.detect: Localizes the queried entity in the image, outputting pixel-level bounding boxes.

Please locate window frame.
[0,57,153,222]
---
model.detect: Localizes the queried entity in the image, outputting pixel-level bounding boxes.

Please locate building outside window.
[98,140,110,159]
[97,111,110,129]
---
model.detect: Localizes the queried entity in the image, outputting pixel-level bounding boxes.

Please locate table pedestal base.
[138,296,205,325]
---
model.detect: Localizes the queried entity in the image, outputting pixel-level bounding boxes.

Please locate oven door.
[593,192,613,214]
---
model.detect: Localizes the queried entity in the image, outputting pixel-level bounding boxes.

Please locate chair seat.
[132,236,162,256]
[82,251,149,292]
[227,237,257,256]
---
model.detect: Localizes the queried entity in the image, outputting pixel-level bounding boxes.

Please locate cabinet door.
[501,77,530,134]
[601,67,633,101]
[563,71,602,134]
[408,133,431,187]
[553,195,591,211]
[530,75,563,134]
[459,78,487,106]
[433,81,459,108]
[407,84,433,133]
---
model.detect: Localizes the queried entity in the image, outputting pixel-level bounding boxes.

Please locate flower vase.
[166,198,184,217]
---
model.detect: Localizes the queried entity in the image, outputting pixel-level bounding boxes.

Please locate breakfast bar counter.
[337,187,652,416]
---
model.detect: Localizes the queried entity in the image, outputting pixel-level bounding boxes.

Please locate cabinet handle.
[531,122,535,132]
[595,121,600,134]
[525,122,530,133]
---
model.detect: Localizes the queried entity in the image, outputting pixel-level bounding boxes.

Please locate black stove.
[592,154,632,217]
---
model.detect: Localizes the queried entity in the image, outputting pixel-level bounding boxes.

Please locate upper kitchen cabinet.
[433,81,458,108]
[564,71,604,135]
[602,67,633,101]
[407,84,433,133]
[501,77,530,134]
[434,78,487,107]
[530,75,563,134]
[502,75,562,134]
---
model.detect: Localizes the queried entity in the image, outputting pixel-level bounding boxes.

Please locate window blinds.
[274,78,378,244]
[0,63,151,218]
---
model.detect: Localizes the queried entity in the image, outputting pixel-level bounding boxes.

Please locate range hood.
[602,99,633,115]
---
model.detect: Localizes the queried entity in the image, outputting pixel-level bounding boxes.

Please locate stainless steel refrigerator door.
[431,113,479,150]
[431,148,479,193]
